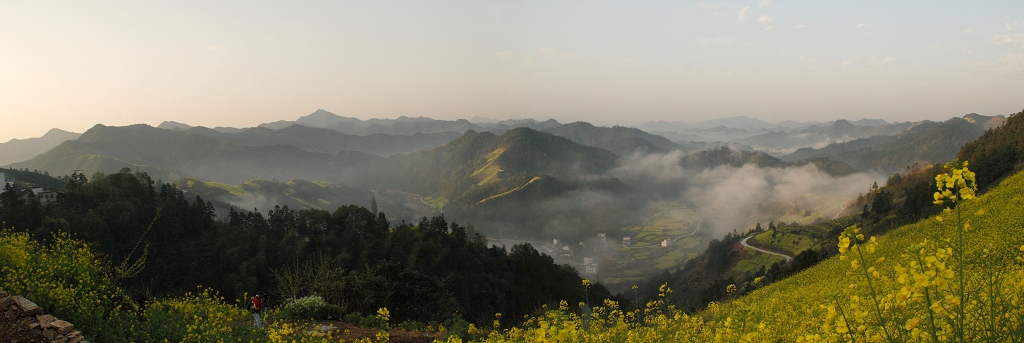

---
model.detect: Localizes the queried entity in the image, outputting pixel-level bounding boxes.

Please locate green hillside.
[739,119,917,154]
[380,127,617,200]
[13,124,379,184]
[0,168,66,189]
[373,127,626,238]
[183,124,460,157]
[175,177,372,213]
[785,117,988,174]
[543,122,685,156]
[957,109,1024,189]
[472,163,1024,342]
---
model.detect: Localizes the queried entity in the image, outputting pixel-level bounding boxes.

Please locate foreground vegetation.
[463,161,1024,342]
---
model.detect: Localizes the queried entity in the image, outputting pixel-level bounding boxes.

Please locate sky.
[2,1,1023,142]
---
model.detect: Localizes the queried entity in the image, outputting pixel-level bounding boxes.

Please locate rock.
[37,314,54,328]
[12,296,43,315]
[28,321,40,330]
[20,316,35,328]
[0,295,12,308]
[51,319,75,335]
[52,337,69,343]
[43,328,58,340]
[0,289,8,298]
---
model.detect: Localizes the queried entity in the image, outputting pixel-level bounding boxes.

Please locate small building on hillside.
[0,172,12,188]
[582,257,599,275]
[31,187,59,205]
[622,236,631,248]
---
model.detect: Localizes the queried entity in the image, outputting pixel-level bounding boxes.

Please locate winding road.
[740,235,794,263]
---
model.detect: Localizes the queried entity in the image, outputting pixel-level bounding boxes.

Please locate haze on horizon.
[2,1,1023,143]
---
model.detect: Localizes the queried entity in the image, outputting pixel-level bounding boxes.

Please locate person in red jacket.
[249,291,267,329]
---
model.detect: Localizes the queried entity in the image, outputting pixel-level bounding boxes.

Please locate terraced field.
[598,202,706,291]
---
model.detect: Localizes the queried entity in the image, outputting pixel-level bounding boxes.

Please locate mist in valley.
[459,148,881,255]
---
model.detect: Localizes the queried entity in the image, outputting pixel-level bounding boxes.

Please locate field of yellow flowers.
[470,162,1024,343]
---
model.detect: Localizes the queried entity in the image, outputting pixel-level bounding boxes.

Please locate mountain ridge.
[0,128,81,166]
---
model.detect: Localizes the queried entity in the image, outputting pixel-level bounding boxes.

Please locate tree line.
[0,168,616,325]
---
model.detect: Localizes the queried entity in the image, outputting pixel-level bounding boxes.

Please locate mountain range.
[15,124,378,184]
[783,115,1001,174]
[4,109,1007,241]
[0,128,80,166]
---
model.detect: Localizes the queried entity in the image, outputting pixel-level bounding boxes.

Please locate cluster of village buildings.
[0,172,60,206]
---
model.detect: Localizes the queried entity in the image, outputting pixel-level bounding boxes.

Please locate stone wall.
[0,289,89,343]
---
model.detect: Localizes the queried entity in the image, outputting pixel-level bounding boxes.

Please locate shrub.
[137,288,263,342]
[443,316,472,340]
[399,319,426,331]
[0,230,137,342]
[359,313,386,329]
[343,311,364,324]
[278,295,335,321]
[324,304,343,320]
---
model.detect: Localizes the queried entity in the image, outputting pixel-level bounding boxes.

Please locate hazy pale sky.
[2,1,1023,142]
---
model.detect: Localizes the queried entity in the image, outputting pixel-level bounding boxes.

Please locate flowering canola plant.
[470,162,1024,342]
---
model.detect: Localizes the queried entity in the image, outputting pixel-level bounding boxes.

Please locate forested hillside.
[175,177,373,214]
[738,119,916,154]
[542,122,685,156]
[14,124,379,184]
[0,168,617,330]
[957,109,1024,189]
[183,124,460,157]
[784,116,990,174]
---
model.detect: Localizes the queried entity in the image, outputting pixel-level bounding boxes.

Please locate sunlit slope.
[719,167,1024,338]
[475,168,1024,342]
[176,177,371,212]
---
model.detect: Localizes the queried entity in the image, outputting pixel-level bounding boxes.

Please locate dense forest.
[958,109,1024,189]
[0,168,617,325]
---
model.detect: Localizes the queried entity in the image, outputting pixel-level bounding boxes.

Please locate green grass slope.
[474,167,1024,342]
[703,167,1023,340]
[176,177,371,212]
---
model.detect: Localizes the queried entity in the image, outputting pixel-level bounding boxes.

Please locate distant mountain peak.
[296,109,360,128]
[962,113,1007,130]
[468,116,499,124]
[692,116,775,131]
[829,119,855,129]
[158,121,193,131]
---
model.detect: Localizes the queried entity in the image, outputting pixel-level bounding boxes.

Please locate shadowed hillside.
[0,129,81,166]
[543,122,685,156]
[13,124,378,184]
[783,116,992,174]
